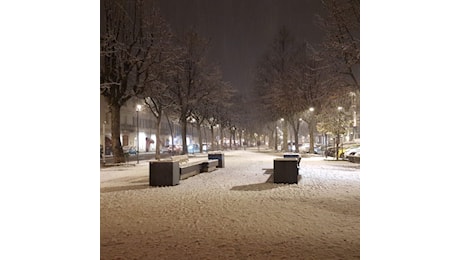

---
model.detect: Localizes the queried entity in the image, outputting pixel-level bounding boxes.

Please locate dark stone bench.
[201,159,219,172]
[283,152,301,166]
[208,152,225,168]
[274,158,299,184]
[149,160,180,186]
[149,155,220,186]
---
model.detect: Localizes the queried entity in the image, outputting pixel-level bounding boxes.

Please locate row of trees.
[250,0,360,153]
[100,0,236,163]
[100,0,360,161]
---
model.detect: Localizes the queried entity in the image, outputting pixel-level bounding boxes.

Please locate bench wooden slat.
[178,157,208,179]
[179,163,202,180]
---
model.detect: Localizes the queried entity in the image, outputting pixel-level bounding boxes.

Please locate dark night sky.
[155,0,326,93]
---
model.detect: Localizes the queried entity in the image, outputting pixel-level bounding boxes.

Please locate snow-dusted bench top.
[171,155,209,180]
[283,152,301,165]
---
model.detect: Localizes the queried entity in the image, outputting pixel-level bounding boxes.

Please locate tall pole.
[336,106,343,161]
[136,104,141,164]
[275,127,278,151]
[191,123,194,154]
[102,121,106,164]
[240,130,243,150]
[309,107,315,154]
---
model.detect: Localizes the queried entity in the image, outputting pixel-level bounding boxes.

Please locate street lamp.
[275,126,279,151]
[136,104,141,163]
[280,118,286,151]
[308,107,315,154]
[336,106,343,160]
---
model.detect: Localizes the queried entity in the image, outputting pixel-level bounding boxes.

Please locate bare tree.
[204,82,234,151]
[318,0,359,91]
[100,0,172,162]
[194,66,235,152]
[254,26,302,151]
[140,20,181,160]
[285,43,331,153]
[169,29,217,154]
[314,0,360,140]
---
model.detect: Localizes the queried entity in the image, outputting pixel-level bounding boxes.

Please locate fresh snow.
[100,149,360,259]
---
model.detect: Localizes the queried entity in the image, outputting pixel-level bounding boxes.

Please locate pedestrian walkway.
[101,149,360,259]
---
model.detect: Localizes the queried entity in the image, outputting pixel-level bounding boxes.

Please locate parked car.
[160,145,182,154]
[325,146,346,158]
[123,146,137,155]
[299,143,321,154]
[187,144,200,153]
[344,146,360,159]
[187,143,209,153]
[348,150,360,163]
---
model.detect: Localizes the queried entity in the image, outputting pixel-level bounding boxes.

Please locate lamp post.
[230,126,236,149]
[336,106,343,160]
[308,107,315,154]
[102,120,106,164]
[280,118,286,151]
[136,104,141,164]
[298,118,302,152]
[275,126,279,151]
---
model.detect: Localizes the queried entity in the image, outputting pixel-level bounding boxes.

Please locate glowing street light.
[230,126,236,149]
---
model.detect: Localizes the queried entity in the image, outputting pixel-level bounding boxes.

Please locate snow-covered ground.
[100,149,360,259]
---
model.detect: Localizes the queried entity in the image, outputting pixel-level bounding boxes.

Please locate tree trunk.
[324,133,328,157]
[110,104,125,163]
[155,111,162,160]
[165,113,175,156]
[293,127,299,153]
[229,129,232,149]
[282,120,288,151]
[210,125,215,151]
[336,134,340,160]
[220,127,224,150]
[181,119,188,155]
[198,124,203,153]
